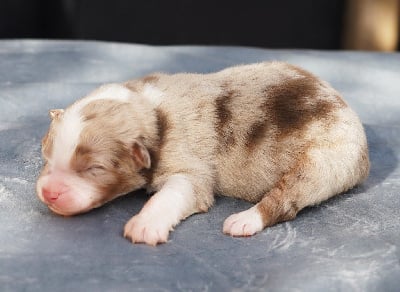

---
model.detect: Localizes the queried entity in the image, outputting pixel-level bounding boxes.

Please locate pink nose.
[42,184,69,203]
[42,188,61,202]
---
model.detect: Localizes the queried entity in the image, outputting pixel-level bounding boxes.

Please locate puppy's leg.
[223,145,368,237]
[124,174,212,246]
[223,184,301,237]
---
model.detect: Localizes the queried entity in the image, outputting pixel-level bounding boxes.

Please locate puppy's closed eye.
[87,164,105,171]
[81,165,106,177]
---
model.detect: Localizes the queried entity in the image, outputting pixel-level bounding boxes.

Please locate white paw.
[223,207,264,237]
[123,214,171,246]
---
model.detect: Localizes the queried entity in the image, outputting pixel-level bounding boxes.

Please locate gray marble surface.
[0,40,399,291]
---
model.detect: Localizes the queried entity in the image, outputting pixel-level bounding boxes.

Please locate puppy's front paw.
[123,214,170,246]
[223,206,264,237]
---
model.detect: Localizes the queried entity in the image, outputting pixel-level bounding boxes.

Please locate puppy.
[36,62,370,246]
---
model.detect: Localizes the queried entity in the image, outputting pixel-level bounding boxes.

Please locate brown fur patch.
[215,84,236,150]
[216,92,233,127]
[244,66,345,150]
[266,77,335,139]
[70,138,142,200]
[245,119,269,150]
[256,148,310,225]
[70,144,94,173]
[256,181,300,226]
[155,108,170,147]
[141,108,171,184]
[72,100,151,200]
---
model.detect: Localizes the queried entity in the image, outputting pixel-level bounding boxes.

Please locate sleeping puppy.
[36,62,370,246]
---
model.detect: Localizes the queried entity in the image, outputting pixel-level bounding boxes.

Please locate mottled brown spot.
[245,119,269,150]
[155,108,170,148]
[216,92,233,127]
[141,109,171,184]
[257,186,300,226]
[266,76,335,139]
[244,67,338,150]
[215,84,236,150]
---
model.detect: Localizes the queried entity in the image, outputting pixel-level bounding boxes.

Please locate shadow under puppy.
[36,62,370,246]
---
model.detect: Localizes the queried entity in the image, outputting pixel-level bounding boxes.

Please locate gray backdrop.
[0,40,399,291]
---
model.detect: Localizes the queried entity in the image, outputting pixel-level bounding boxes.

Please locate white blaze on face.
[51,84,134,169]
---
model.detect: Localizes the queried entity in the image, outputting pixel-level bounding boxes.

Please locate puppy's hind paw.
[223,206,264,237]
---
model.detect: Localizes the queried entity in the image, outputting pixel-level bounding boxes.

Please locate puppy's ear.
[131,140,151,169]
[49,109,64,120]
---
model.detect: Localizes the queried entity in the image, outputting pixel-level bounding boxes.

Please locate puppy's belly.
[214,152,280,203]
[216,181,271,203]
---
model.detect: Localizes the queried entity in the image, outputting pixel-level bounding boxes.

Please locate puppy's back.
[210,62,367,201]
[134,62,368,202]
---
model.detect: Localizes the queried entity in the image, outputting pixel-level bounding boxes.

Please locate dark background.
[0,0,346,49]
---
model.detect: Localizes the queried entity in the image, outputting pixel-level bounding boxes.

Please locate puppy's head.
[36,84,154,216]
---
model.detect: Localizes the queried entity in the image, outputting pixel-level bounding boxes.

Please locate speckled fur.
[37,62,370,244]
